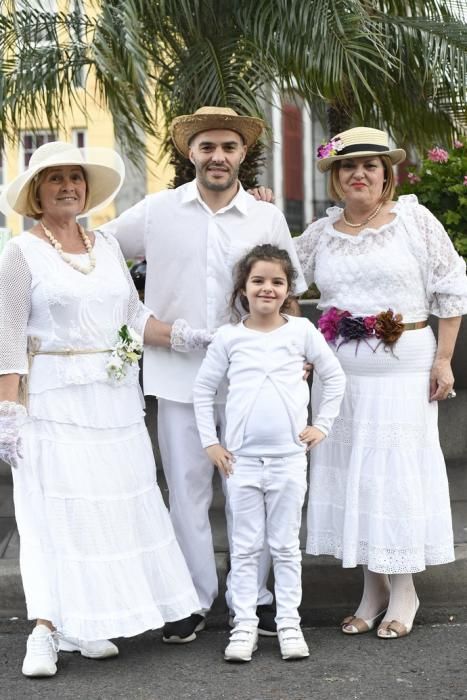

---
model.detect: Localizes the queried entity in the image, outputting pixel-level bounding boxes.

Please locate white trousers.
[226,453,308,629]
[157,399,273,612]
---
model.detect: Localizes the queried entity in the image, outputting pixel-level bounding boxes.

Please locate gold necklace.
[40,221,96,275]
[342,201,384,228]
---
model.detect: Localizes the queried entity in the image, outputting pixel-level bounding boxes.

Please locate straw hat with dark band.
[317,127,406,172]
[170,106,265,158]
[0,141,125,218]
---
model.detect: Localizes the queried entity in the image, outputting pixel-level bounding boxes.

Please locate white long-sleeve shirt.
[193,315,345,454]
[101,180,307,402]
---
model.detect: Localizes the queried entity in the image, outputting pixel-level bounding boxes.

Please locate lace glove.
[0,401,27,469]
[170,319,214,353]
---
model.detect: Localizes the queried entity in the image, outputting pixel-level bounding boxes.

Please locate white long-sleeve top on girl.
[193,315,346,456]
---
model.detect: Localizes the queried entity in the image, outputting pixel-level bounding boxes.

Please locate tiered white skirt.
[13,381,200,640]
[307,326,455,574]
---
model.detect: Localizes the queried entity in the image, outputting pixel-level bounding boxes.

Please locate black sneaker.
[162,614,206,644]
[257,605,277,637]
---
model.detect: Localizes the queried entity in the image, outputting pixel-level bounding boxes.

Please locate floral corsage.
[106,325,143,381]
[317,137,344,160]
[319,307,404,354]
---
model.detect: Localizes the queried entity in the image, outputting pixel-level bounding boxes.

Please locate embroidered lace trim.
[306,534,454,573]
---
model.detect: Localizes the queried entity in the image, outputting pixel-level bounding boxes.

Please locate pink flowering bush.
[398,137,467,260]
[427,147,449,163]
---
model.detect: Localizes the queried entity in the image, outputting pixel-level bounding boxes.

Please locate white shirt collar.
[181,179,249,216]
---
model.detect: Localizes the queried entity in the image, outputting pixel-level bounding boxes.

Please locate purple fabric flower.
[339,316,368,341]
[317,137,344,160]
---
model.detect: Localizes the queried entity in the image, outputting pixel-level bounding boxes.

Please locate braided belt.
[19,343,112,408]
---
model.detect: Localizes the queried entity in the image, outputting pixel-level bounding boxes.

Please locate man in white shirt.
[102,106,307,643]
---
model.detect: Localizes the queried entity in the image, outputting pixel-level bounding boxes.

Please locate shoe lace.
[30,631,59,656]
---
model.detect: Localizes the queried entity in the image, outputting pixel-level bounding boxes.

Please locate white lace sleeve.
[294,218,328,286]
[0,242,31,375]
[97,230,153,336]
[401,197,467,317]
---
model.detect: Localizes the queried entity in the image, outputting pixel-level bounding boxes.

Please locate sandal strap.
[341,616,369,633]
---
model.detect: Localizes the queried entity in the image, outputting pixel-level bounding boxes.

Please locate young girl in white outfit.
[193,244,345,662]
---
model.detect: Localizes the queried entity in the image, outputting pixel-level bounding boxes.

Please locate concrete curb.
[3,546,467,625]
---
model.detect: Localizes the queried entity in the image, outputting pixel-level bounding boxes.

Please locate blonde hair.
[25,166,89,219]
[328,154,396,203]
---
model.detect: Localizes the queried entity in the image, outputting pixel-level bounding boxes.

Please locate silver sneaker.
[278,626,309,660]
[59,635,119,659]
[224,626,258,662]
[22,624,59,677]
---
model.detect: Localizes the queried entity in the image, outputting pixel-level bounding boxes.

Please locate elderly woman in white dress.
[0,142,209,677]
[294,127,467,638]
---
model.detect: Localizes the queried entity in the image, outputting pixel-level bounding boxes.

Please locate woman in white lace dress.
[294,127,467,639]
[0,142,209,677]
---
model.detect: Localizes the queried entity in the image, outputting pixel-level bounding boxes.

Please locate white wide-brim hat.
[170,106,265,158]
[0,141,125,217]
[316,127,406,172]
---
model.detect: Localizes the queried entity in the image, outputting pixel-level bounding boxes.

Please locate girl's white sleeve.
[193,333,230,448]
[304,323,346,435]
[0,242,31,376]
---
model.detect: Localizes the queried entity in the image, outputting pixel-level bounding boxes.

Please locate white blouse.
[0,230,151,392]
[294,195,467,322]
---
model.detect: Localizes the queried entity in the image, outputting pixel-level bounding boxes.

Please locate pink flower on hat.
[407,172,421,184]
[427,147,449,163]
[317,137,344,160]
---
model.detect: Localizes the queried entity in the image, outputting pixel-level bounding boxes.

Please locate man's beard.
[196,163,239,191]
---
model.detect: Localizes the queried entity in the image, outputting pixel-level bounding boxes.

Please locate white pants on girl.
[227,452,308,629]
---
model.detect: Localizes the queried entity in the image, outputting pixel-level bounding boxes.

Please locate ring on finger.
[447,390,457,399]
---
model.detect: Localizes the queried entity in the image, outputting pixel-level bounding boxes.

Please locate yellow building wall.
[1,1,174,235]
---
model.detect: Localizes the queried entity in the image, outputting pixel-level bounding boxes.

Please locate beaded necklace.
[342,201,384,228]
[39,221,96,275]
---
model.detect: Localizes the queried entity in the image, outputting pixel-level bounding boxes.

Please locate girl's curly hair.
[230,243,298,321]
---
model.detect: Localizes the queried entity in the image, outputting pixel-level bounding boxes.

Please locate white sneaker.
[278,626,309,660]
[22,624,59,677]
[224,626,258,662]
[59,635,119,659]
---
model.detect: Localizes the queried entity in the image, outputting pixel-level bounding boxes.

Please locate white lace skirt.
[13,381,200,640]
[307,326,455,573]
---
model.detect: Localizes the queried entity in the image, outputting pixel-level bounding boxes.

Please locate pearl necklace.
[40,221,96,274]
[342,201,384,228]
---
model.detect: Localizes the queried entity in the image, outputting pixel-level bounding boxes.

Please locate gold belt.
[30,348,111,357]
[19,345,112,408]
[403,321,428,331]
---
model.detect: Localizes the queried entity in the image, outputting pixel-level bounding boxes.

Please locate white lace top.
[294,195,467,321]
[0,230,151,392]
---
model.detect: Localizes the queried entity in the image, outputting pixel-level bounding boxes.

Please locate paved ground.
[1,617,466,700]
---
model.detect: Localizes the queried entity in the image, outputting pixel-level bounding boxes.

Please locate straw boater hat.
[0,141,125,217]
[316,127,406,172]
[170,106,265,158]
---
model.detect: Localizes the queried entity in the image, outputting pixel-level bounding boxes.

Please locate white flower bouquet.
[106,325,143,381]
